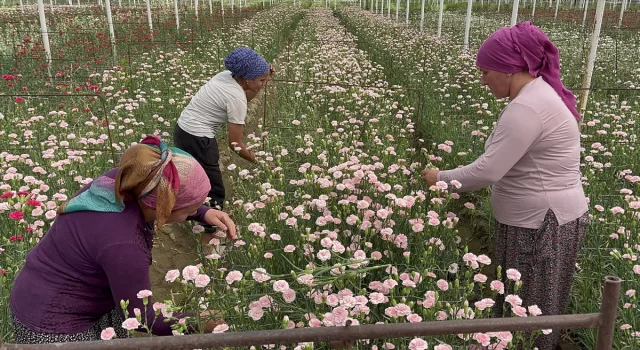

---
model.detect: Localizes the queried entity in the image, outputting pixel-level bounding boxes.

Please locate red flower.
[24,226,34,233]
[9,211,24,220]
[16,191,30,197]
[1,74,14,80]
[10,235,23,242]
[0,269,6,275]
[0,191,14,199]
[14,97,24,104]
[26,199,42,207]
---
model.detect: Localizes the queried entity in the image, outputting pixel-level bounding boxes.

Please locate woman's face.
[245,71,271,92]
[479,67,512,99]
[167,202,203,223]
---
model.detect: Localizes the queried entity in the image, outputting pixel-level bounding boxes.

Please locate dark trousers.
[174,124,225,210]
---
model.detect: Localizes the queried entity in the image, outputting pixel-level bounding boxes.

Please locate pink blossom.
[610,206,625,215]
[296,274,314,286]
[506,269,521,281]
[527,305,542,316]
[284,245,296,253]
[121,318,141,330]
[473,274,488,283]
[626,289,636,297]
[505,294,523,307]
[408,338,428,350]
[182,266,200,281]
[248,307,264,321]
[194,274,211,288]
[490,280,505,294]
[434,345,453,350]
[423,291,436,309]
[264,252,273,259]
[252,268,271,283]
[317,249,332,261]
[136,290,152,299]
[273,280,290,292]
[412,222,424,232]
[407,313,422,323]
[474,298,495,311]
[152,302,164,312]
[476,255,491,265]
[100,327,115,340]
[282,288,296,303]
[369,292,387,304]
[309,318,322,327]
[384,306,399,317]
[473,333,491,346]
[165,269,180,283]
[633,265,640,275]
[512,305,528,317]
[225,270,243,285]
[436,279,449,291]
[213,324,229,333]
[394,303,411,316]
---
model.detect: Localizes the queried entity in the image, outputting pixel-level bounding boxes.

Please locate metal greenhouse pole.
[618,0,627,27]
[464,0,472,50]
[437,0,444,37]
[145,0,154,40]
[105,0,117,60]
[578,0,606,113]
[174,0,180,30]
[511,0,520,25]
[37,0,53,80]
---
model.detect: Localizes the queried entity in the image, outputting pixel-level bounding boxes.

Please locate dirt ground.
[148,84,268,305]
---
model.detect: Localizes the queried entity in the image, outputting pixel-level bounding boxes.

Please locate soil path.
[148,90,268,305]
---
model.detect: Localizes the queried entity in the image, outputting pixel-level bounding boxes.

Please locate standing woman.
[174,47,273,210]
[9,136,236,344]
[422,21,588,350]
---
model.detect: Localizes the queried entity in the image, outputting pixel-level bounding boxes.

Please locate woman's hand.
[421,169,440,187]
[204,209,237,240]
[200,309,225,333]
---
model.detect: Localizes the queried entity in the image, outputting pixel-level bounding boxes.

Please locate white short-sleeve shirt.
[177,70,247,138]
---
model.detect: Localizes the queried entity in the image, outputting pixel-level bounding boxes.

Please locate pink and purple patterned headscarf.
[476,21,581,121]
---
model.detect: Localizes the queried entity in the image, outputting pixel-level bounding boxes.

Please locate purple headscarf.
[476,21,581,121]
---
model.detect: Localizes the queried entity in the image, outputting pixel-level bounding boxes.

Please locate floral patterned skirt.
[10,309,129,344]
[493,209,589,350]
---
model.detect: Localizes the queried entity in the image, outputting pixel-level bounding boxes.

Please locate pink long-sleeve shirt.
[438,77,588,229]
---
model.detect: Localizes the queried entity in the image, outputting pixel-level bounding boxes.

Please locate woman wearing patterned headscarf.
[9,136,236,344]
[174,47,274,212]
[422,21,588,349]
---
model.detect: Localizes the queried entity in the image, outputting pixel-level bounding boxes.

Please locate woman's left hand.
[204,209,237,240]
[421,169,440,187]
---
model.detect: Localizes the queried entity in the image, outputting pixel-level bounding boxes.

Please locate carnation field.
[0,1,639,349]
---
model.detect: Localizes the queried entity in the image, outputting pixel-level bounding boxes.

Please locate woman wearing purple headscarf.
[422,21,588,349]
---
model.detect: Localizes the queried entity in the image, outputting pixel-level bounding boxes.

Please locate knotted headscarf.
[224,47,270,80]
[58,136,211,229]
[476,21,581,121]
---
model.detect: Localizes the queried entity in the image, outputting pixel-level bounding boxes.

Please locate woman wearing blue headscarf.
[174,47,273,211]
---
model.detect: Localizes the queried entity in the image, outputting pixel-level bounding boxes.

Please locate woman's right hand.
[200,309,225,333]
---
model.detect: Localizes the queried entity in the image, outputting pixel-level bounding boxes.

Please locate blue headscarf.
[224,47,270,80]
